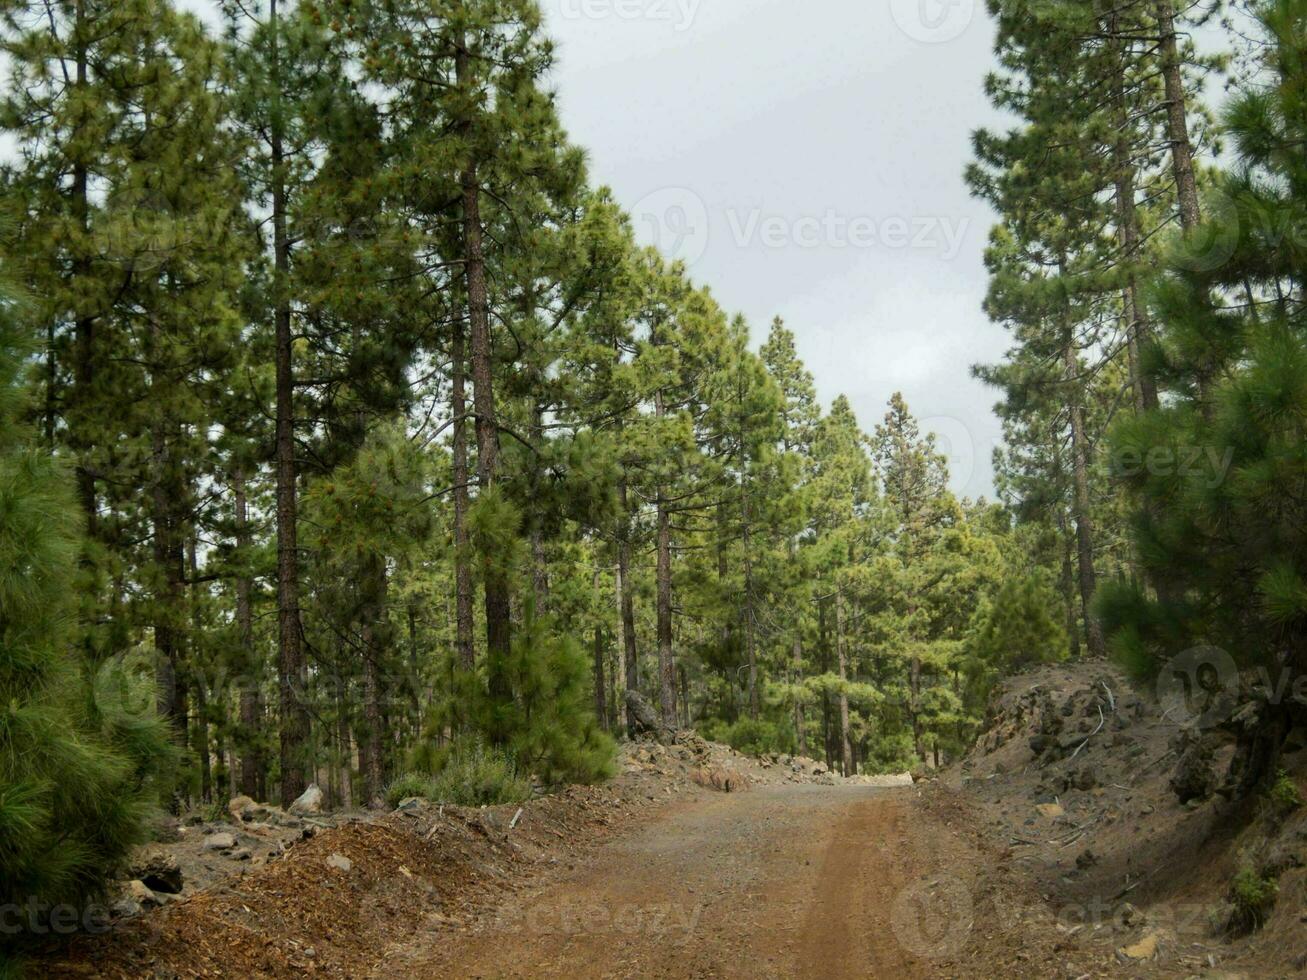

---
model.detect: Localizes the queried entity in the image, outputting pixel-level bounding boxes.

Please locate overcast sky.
[538,0,1009,498]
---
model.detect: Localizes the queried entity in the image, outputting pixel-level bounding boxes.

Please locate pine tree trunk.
[742,480,760,720]
[910,654,924,763]
[834,591,854,777]
[234,469,262,798]
[269,0,308,808]
[615,491,639,736]
[70,0,96,537]
[608,644,620,733]
[189,538,212,804]
[218,730,231,802]
[406,600,422,726]
[1108,11,1160,414]
[450,313,475,672]
[653,378,677,730]
[679,664,691,729]
[360,556,387,807]
[655,482,677,730]
[1056,508,1082,661]
[793,634,807,757]
[194,678,212,804]
[819,597,833,770]
[336,683,353,809]
[1064,338,1106,658]
[531,533,548,611]
[151,420,185,740]
[530,403,549,612]
[456,38,512,712]
[1155,0,1201,230]
[592,624,608,730]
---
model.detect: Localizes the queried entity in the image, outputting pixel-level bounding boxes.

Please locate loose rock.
[289,784,325,816]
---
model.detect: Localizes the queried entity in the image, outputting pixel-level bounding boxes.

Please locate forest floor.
[34,666,1307,978]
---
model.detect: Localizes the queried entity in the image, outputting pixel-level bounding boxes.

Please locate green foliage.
[699,718,796,757]
[0,282,175,951]
[386,738,531,809]
[384,772,436,809]
[965,572,1068,699]
[479,615,616,786]
[1102,0,1307,712]
[1268,770,1303,816]
[1230,865,1278,933]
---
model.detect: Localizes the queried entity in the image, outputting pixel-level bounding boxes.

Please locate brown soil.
[37,783,1077,979]
[29,680,1307,979]
[395,786,952,979]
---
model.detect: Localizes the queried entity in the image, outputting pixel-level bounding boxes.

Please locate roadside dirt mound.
[944,659,1307,977]
[620,729,863,790]
[40,782,674,978]
[33,733,863,978]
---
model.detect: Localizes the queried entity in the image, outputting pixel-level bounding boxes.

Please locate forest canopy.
[0,0,1304,955]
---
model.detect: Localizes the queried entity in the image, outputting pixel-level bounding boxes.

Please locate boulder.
[1170,728,1217,804]
[227,795,257,822]
[128,851,184,895]
[111,896,143,919]
[126,880,165,909]
[288,784,324,816]
[202,832,237,852]
[691,767,752,793]
[1117,931,1160,962]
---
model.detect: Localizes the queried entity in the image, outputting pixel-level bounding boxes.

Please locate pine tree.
[0,276,174,958]
[1102,0,1307,794]
[760,319,819,755]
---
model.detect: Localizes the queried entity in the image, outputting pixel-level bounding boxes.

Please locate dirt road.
[381,786,969,979]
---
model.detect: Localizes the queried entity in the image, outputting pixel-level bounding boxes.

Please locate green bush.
[477,613,616,785]
[963,572,1067,704]
[700,717,796,757]
[384,772,439,810]
[388,738,532,808]
[1230,866,1278,933]
[0,284,175,965]
[1268,770,1303,816]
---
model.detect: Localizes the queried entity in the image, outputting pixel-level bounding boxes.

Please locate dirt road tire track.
[386,786,951,979]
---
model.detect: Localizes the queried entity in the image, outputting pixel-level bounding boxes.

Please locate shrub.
[0,284,175,965]
[700,718,796,757]
[478,614,617,785]
[388,738,531,808]
[1229,866,1278,933]
[1268,770,1303,816]
[384,773,437,810]
[430,739,532,806]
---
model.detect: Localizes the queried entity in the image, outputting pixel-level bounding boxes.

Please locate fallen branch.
[1099,680,1116,713]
